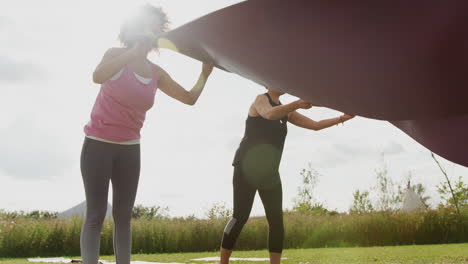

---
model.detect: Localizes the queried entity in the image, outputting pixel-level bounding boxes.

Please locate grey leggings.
[80,137,140,264]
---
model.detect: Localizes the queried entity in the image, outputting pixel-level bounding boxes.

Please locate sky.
[1,0,467,218]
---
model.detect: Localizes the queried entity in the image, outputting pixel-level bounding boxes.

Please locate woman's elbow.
[184,97,196,106]
[92,72,105,84]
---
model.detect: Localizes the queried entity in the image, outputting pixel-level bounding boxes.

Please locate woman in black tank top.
[220,88,354,264]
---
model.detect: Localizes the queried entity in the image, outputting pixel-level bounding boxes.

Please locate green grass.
[1,243,467,264]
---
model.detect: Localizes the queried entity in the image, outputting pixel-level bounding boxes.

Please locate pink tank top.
[84,65,158,141]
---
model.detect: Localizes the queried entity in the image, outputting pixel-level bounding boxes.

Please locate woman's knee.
[112,208,133,225]
[85,210,107,227]
[223,216,247,236]
[266,213,283,228]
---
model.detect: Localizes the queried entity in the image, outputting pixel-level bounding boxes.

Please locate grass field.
[1,243,466,264]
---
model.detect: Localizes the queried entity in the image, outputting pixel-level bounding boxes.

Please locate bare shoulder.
[248,102,259,117]
[101,47,128,60]
[254,93,268,104]
[249,94,267,116]
[148,62,170,81]
[106,47,127,55]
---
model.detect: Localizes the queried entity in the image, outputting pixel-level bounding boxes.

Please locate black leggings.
[221,166,284,253]
[80,137,140,264]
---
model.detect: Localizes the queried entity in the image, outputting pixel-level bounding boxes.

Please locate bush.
[0,208,466,257]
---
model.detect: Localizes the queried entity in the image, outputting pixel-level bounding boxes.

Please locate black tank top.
[232,93,288,188]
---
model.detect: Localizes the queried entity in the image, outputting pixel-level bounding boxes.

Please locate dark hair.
[118,5,170,48]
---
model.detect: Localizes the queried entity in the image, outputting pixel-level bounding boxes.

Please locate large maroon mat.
[161,0,468,166]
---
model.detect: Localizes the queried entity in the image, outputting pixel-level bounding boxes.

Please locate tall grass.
[0,209,466,257]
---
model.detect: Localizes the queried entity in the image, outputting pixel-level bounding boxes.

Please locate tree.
[431,152,466,214]
[437,176,468,209]
[132,205,169,219]
[372,155,400,211]
[26,210,58,219]
[205,202,232,220]
[292,163,330,215]
[349,190,374,214]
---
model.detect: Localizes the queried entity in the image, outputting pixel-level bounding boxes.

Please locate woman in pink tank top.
[80,5,213,264]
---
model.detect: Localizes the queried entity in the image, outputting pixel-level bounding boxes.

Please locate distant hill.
[58,201,112,218]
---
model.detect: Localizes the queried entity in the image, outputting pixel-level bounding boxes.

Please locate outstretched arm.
[288,111,354,130]
[157,63,213,105]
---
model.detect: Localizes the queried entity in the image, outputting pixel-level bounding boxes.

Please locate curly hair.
[118,4,170,48]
